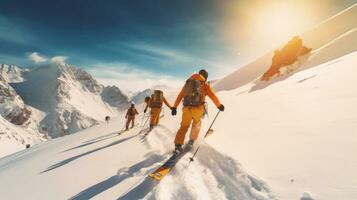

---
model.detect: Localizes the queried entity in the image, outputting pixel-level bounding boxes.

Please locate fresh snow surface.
[0,112,45,158]
[1,52,356,200]
[209,52,357,200]
[0,110,275,200]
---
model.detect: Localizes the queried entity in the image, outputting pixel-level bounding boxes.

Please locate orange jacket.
[173,74,221,108]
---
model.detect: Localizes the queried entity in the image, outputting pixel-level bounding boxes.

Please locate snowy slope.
[207,5,357,199]
[0,111,45,158]
[208,52,357,200]
[12,63,130,138]
[0,52,355,200]
[213,3,357,92]
[0,112,275,200]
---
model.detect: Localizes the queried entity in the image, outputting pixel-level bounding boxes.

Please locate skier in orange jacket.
[144,90,172,131]
[171,69,224,153]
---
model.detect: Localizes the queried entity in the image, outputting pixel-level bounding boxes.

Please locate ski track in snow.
[59,119,276,200]
[120,126,275,199]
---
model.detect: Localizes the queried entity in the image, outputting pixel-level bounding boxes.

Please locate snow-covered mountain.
[11,63,130,138]
[0,75,31,125]
[0,64,28,83]
[0,63,130,157]
[0,65,45,157]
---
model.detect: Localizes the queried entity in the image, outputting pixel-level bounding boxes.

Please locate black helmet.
[199,69,208,80]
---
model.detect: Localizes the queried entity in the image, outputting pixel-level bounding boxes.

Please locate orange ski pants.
[174,105,204,145]
[150,107,162,127]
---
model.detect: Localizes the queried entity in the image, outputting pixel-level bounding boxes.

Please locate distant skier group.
[124,69,225,154]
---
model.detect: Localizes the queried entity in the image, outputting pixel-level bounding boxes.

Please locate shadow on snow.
[40,134,138,174]
[69,153,163,200]
[62,130,126,153]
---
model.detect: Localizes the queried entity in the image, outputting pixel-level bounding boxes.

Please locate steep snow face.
[213,4,357,91]
[0,76,31,125]
[131,88,153,104]
[209,52,357,200]
[12,63,129,138]
[101,86,130,109]
[0,64,31,124]
[0,64,28,83]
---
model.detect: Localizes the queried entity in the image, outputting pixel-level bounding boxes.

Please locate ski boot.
[173,144,183,155]
[187,140,195,150]
[149,125,154,132]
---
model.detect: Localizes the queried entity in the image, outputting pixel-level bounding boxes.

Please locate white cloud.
[51,56,68,64]
[27,52,69,65]
[87,63,183,93]
[121,42,235,78]
[28,52,47,63]
[127,43,190,61]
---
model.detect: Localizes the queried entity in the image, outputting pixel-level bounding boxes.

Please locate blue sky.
[0,0,355,91]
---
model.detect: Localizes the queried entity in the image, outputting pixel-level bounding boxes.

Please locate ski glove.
[171,107,177,116]
[218,104,225,111]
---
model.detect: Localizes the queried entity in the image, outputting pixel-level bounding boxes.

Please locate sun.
[221,0,323,54]
[252,1,312,41]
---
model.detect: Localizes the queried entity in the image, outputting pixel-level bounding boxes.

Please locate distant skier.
[171,69,224,154]
[105,116,110,123]
[144,90,172,131]
[125,103,138,130]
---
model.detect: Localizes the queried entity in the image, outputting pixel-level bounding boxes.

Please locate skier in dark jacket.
[125,103,138,130]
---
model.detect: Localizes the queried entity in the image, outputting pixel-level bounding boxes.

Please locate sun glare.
[221,0,326,57]
[253,2,312,41]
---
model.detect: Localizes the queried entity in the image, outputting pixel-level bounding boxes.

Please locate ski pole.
[140,113,146,126]
[188,110,220,164]
[139,115,150,134]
